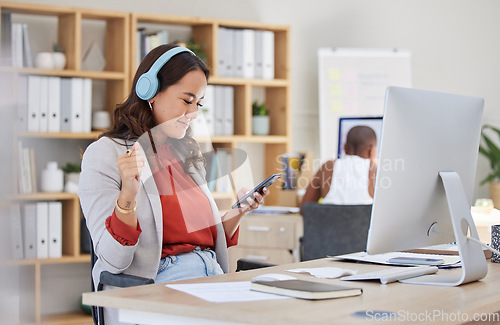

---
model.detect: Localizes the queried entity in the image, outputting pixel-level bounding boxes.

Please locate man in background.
[300,126,377,212]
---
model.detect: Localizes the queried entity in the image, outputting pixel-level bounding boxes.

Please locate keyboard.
[340,266,438,284]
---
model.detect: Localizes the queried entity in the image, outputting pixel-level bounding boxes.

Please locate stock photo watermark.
[361,309,500,323]
[283,156,406,191]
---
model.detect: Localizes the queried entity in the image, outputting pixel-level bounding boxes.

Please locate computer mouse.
[251,273,297,282]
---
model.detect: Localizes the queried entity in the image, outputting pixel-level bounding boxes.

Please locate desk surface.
[83,258,500,325]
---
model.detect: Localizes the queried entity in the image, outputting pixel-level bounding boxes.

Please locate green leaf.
[484,125,500,138]
[252,101,269,116]
[479,124,500,185]
[482,133,500,166]
[480,173,497,185]
[479,145,495,169]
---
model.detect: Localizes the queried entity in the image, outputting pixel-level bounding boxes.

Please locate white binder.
[27,75,41,132]
[60,78,84,132]
[17,75,28,132]
[82,78,92,133]
[241,29,255,79]
[254,30,264,79]
[38,76,49,132]
[190,84,212,137]
[60,78,72,132]
[217,27,227,77]
[233,29,243,78]
[203,85,215,136]
[214,85,225,135]
[225,28,235,77]
[222,86,234,136]
[23,203,37,259]
[9,204,24,259]
[48,201,62,258]
[47,76,61,132]
[71,78,84,132]
[36,202,49,259]
[262,31,275,80]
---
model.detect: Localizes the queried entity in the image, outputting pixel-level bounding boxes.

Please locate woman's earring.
[148,101,153,111]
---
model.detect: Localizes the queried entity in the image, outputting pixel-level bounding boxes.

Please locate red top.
[106,141,238,258]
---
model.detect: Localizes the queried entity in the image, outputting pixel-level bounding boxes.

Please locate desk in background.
[228,213,303,272]
[82,258,500,325]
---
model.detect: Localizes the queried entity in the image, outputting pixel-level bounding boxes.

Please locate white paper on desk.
[166,281,290,303]
[333,251,461,268]
[287,267,357,279]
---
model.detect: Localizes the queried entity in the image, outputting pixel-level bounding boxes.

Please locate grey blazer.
[78,136,229,294]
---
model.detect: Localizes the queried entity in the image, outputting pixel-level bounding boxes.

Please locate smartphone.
[387,256,445,266]
[232,174,281,209]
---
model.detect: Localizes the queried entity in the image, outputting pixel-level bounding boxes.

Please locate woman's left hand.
[234,187,270,213]
[222,187,271,238]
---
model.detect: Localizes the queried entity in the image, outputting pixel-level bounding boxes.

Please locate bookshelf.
[2,2,291,324]
[1,2,129,324]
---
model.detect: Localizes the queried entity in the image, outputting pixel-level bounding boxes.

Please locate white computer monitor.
[337,117,383,158]
[366,86,487,286]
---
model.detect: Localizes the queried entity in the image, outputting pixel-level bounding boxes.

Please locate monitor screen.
[367,86,484,254]
[337,117,383,158]
[366,86,487,285]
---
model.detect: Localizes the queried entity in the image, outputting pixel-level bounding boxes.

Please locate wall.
[3,0,499,317]
[7,0,500,197]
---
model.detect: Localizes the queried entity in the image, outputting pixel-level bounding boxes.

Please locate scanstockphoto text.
[364,309,500,323]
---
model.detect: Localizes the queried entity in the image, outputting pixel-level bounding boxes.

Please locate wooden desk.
[82,258,500,325]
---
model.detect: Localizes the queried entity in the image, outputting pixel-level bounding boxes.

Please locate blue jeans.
[155,246,224,283]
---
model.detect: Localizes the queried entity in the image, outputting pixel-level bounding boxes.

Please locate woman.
[78,44,269,324]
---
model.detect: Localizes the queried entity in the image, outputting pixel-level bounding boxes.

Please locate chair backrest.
[300,202,372,261]
[89,235,99,325]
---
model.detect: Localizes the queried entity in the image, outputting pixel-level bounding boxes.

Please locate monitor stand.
[400,171,488,286]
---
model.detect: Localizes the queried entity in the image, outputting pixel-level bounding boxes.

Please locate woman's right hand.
[117,142,144,203]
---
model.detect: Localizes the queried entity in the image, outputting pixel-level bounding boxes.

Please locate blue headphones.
[135,46,195,100]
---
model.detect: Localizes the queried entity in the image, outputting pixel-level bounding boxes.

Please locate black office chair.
[235,258,276,272]
[89,236,154,325]
[300,202,372,261]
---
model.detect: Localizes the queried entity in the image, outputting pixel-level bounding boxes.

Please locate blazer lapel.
[136,140,163,240]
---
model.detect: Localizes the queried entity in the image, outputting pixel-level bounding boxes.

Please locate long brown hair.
[101,44,210,171]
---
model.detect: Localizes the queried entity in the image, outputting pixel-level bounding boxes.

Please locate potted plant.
[52,43,66,70]
[186,38,207,63]
[62,162,81,193]
[478,124,500,208]
[252,100,270,135]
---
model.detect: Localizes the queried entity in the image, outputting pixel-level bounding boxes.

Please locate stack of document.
[19,76,92,133]
[191,85,234,137]
[218,27,274,80]
[10,202,62,260]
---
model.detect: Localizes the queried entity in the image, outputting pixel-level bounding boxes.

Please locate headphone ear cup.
[136,73,159,100]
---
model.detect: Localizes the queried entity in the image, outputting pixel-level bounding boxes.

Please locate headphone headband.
[135,46,195,100]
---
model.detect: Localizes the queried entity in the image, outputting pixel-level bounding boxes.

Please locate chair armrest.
[99,271,154,289]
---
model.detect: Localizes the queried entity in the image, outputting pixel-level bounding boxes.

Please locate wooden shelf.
[0,1,74,15]
[196,135,288,144]
[12,192,79,201]
[41,312,93,325]
[9,254,91,266]
[18,131,101,140]
[209,76,289,87]
[0,66,126,80]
